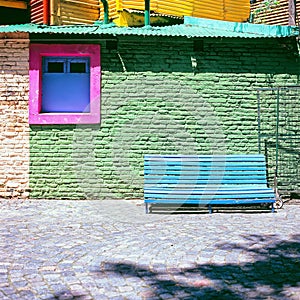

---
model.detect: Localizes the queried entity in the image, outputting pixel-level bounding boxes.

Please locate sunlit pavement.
[0,199,299,300]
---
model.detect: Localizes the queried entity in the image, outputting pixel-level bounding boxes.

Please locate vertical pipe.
[288,0,296,26]
[100,0,109,24]
[50,0,55,25]
[145,0,150,27]
[257,90,261,153]
[43,0,49,24]
[275,88,280,178]
[116,0,121,11]
[264,139,269,186]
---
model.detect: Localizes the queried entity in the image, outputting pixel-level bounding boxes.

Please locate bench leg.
[208,205,212,214]
[145,203,149,214]
[272,203,275,213]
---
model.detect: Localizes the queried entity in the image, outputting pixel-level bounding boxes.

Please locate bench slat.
[145,193,274,200]
[145,185,272,190]
[144,199,275,205]
[145,169,266,175]
[145,179,267,185]
[145,155,265,161]
[145,164,268,171]
[145,175,267,180]
[145,189,274,194]
[145,161,266,166]
[145,185,273,190]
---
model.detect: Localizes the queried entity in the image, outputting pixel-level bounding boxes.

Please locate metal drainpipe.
[100,0,109,24]
[145,0,150,27]
[50,0,55,25]
[43,0,49,24]
[288,0,296,26]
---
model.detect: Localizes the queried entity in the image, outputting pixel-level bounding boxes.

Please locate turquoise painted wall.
[29,37,300,199]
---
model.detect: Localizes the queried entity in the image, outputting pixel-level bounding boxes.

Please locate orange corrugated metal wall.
[30,0,45,24]
[57,0,101,25]
[50,0,101,25]
[31,0,101,25]
[31,0,250,26]
[103,0,250,26]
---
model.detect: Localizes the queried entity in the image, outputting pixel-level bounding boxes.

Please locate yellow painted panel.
[113,10,180,27]
[115,0,121,11]
[122,1,144,10]
[55,0,100,25]
[158,0,194,15]
[0,0,27,9]
[63,1,99,7]
[101,0,250,26]
[120,0,159,11]
[48,0,250,26]
[61,5,99,17]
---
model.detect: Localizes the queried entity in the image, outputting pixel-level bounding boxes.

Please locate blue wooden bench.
[144,154,276,214]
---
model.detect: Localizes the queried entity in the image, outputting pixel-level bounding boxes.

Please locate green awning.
[0,16,298,38]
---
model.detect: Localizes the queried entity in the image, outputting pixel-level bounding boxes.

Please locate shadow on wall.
[0,7,29,25]
[101,37,300,75]
[92,234,299,299]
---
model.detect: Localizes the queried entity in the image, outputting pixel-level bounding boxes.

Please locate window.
[42,57,90,113]
[29,44,100,124]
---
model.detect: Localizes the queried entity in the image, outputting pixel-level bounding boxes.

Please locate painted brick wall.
[29,36,300,199]
[258,87,300,194]
[0,33,30,198]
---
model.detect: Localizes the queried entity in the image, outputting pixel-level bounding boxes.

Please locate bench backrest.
[144,154,269,189]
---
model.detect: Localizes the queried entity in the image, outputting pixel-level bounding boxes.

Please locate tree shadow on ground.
[97,234,299,299]
[47,292,87,300]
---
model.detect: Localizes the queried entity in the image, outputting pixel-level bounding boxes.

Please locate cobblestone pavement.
[0,199,299,300]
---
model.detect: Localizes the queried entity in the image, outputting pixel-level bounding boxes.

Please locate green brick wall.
[258,87,300,194]
[29,36,300,199]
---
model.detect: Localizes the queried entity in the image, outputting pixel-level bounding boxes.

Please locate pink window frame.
[29,44,101,124]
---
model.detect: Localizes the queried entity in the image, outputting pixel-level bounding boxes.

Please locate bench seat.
[144,154,276,213]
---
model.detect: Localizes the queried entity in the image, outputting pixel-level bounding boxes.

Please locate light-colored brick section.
[0,33,30,198]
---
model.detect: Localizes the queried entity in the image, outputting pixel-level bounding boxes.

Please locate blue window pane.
[70,62,87,73]
[42,57,90,113]
[42,74,90,113]
[47,62,64,73]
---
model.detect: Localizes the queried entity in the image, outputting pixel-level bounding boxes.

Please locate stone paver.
[0,199,299,299]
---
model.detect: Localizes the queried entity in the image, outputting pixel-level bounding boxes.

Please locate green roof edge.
[0,17,299,38]
[184,16,300,37]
